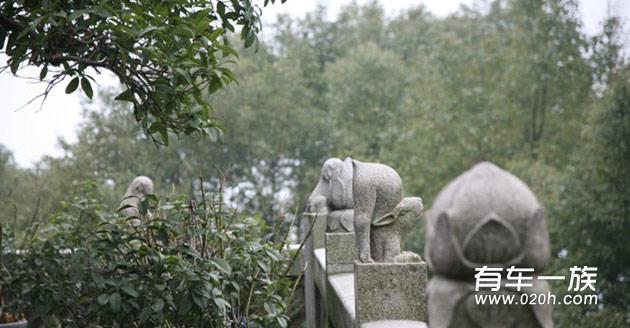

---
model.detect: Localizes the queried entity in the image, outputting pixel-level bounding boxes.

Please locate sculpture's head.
[372,197,423,229]
[395,197,424,230]
[125,176,154,198]
[307,157,354,212]
[120,176,154,222]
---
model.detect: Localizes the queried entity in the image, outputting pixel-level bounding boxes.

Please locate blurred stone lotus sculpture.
[425,162,550,278]
[426,162,552,328]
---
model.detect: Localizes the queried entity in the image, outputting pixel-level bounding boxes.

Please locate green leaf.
[95,8,112,18]
[0,26,6,49]
[210,258,231,274]
[192,292,206,308]
[208,78,223,94]
[10,60,20,75]
[109,292,121,313]
[39,66,48,81]
[97,293,109,305]
[137,26,158,38]
[217,2,226,15]
[81,77,93,99]
[152,298,164,312]
[213,297,230,311]
[65,77,79,94]
[159,128,169,146]
[115,89,134,102]
[244,32,256,48]
[121,286,138,298]
[148,122,165,134]
[139,306,152,323]
[178,294,193,315]
[217,44,239,58]
[277,316,288,327]
[67,9,90,22]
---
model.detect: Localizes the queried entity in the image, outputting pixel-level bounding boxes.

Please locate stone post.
[354,261,427,327]
[325,232,357,274]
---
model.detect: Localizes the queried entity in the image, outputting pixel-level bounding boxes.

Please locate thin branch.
[0,14,26,32]
[49,54,111,68]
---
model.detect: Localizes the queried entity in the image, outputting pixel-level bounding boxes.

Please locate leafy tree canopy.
[0,0,285,145]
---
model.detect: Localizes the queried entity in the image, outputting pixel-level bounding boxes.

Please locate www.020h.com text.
[475,292,598,305]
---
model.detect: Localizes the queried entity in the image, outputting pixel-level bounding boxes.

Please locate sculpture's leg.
[370,228,383,262]
[354,189,375,263]
[382,232,401,263]
[372,224,401,262]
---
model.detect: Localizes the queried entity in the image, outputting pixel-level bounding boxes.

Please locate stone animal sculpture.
[119,176,154,225]
[308,158,424,262]
[371,196,424,263]
[308,157,423,262]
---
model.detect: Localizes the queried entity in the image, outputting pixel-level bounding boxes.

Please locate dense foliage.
[551,66,630,327]
[0,0,628,326]
[0,0,285,144]
[1,182,296,327]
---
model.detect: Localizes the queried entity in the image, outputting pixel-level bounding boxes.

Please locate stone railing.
[300,159,554,328]
[300,212,428,328]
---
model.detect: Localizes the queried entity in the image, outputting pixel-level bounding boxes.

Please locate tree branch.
[48,54,111,68]
[0,14,25,33]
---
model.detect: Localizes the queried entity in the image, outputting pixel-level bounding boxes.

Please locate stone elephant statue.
[308,158,423,263]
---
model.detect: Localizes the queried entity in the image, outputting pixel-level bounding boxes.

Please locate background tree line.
[1,0,628,326]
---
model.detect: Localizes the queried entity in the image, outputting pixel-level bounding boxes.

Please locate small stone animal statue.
[119,176,154,225]
[371,196,424,263]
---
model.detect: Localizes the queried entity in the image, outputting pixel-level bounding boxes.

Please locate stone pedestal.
[354,261,427,327]
[326,232,357,274]
[427,275,552,328]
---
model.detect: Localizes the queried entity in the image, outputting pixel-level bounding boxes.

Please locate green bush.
[1,182,297,327]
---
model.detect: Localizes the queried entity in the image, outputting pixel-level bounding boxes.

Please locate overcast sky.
[0,0,628,167]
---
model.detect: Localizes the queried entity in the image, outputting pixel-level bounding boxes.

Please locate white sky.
[0,0,628,167]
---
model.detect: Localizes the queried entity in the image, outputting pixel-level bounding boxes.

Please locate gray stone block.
[354,261,427,327]
[326,232,358,274]
[361,320,427,328]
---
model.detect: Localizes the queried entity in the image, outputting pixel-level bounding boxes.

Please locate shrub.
[1,181,297,327]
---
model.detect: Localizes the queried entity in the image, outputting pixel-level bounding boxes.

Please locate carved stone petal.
[426,212,468,277]
[462,213,522,266]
